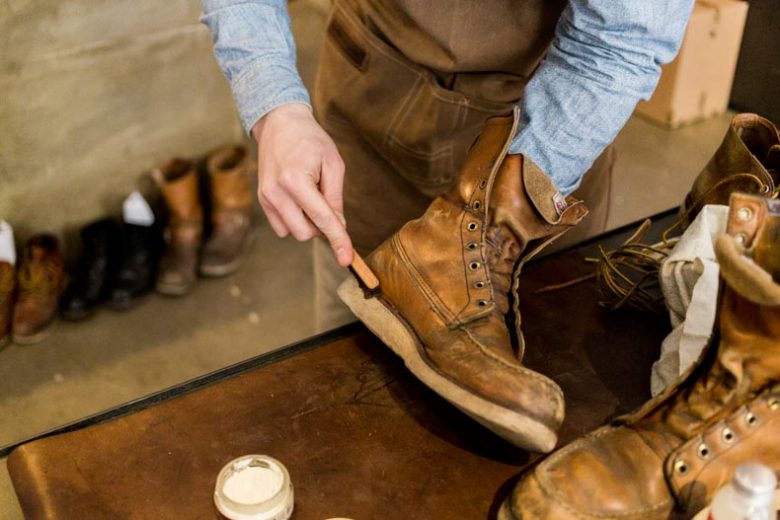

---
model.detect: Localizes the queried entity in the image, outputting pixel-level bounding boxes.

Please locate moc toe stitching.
[533,427,673,519]
[462,328,563,401]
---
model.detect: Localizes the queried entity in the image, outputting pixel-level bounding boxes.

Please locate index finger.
[290,181,353,267]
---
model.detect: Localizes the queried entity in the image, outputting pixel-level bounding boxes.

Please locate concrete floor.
[0,0,737,516]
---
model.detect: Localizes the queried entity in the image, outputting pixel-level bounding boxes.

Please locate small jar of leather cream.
[214,455,293,520]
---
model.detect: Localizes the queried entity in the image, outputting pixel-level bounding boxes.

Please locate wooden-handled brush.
[349,249,380,294]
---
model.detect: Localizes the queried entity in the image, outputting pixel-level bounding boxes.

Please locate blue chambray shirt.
[200,0,693,195]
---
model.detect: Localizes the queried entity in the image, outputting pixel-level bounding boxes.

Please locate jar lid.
[214,455,294,520]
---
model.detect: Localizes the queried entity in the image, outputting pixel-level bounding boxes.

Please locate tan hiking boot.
[12,235,65,344]
[153,158,203,296]
[682,113,779,227]
[0,261,14,348]
[200,145,253,277]
[338,109,589,451]
[500,193,780,520]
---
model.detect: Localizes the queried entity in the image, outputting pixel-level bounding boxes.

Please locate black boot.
[107,222,162,310]
[60,219,121,321]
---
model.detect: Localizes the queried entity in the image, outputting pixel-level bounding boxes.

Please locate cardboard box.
[636,0,749,128]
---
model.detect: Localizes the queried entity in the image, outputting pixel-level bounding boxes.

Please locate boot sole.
[155,281,194,297]
[338,276,557,452]
[12,325,53,345]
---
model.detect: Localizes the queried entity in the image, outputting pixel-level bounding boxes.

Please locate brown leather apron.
[312,0,614,329]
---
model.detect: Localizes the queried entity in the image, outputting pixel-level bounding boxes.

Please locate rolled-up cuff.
[231,61,312,134]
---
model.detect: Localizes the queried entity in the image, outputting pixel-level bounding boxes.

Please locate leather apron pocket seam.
[326,17,368,71]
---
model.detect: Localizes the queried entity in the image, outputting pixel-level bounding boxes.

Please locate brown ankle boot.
[12,235,64,344]
[200,145,253,277]
[501,193,780,520]
[154,159,203,296]
[682,113,779,227]
[338,110,589,451]
[0,262,14,348]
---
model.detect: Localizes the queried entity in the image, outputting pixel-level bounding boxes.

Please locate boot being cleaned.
[339,110,588,452]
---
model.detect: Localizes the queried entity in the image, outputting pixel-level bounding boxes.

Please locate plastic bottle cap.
[214,455,294,520]
[733,463,778,496]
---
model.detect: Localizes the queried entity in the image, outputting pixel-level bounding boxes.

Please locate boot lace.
[595,173,775,313]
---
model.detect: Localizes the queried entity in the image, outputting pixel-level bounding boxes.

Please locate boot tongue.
[521,158,569,225]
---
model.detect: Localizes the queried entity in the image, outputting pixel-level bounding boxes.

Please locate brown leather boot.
[682,113,779,227]
[0,262,14,348]
[338,110,589,451]
[12,235,65,344]
[500,193,780,520]
[154,158,203,296]
[200,145,253,277]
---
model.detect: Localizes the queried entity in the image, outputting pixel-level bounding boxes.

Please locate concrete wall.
[0,0,246,243]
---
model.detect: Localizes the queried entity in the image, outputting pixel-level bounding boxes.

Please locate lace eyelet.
[697,443,710,459]
[746,412,758,426]
[768,397,780,411]
[674,459,688,475]
[467,242,478,251]
[469,261,481,271]
[477,299,489,307]
[736,207,753,222]
[721,428,736,444]
[478,179,487,189]
[472,200,482,211]
[474,281,486,289]
[467,222,479,232]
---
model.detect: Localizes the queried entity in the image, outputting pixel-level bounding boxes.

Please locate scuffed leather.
[201,146,253,271]
[366,110,588,436]
[154,159,203,290]
[507,194,780,519]
[12,235,65,338]
[682,114,779,227]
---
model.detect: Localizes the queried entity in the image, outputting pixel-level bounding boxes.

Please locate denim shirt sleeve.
[199,0,311,134]
[509,0,695,195]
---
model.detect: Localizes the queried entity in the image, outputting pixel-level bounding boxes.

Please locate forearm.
[509,0,695,195]
[199,0,311,133]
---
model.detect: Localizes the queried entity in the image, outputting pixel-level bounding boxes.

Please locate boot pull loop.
[715,234,780,306]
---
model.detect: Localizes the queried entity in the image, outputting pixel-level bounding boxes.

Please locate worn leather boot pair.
[500,193,780,519]
[11,235,65,344]
[497,115,780,519]
[154,145,253,295]
[340,109,589,451]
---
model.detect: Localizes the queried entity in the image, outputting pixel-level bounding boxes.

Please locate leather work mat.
[8,235,670,519]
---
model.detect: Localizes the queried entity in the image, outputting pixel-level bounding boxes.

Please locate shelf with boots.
[0,145,317,451]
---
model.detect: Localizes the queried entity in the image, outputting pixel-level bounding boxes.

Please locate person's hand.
[252,103,353,267]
